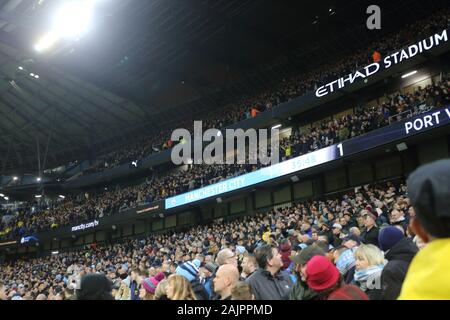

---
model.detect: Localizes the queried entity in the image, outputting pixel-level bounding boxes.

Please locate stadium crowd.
[83,9,450,173]
[1,76,448,240]
[1,158,450,300]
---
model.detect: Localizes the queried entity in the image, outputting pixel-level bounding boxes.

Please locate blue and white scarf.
[336,248,356,276]
[354,265,384,291]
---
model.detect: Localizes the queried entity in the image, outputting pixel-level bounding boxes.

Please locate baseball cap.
[290,245,325,265]
[332,223,342,230]
[407,159,450,238]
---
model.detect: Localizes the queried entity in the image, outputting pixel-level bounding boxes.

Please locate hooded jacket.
[381,238,418,300]
[399,238,450,300]
[246,268,293,300]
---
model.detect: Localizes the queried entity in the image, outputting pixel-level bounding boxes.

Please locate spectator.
[399,160,450,300]
[130,268,145,300]
[378,227,418,300]
[176,260,209,300]
[115,275,131,300]
[231,282,254,300]
[36,294,47,301]
[213,264,240,300]
[354,244,386,300]
[334,246,357,284]
[331,223,343,247]
[140,272,165,300]
[154,279,169,300]
[289,245,325,300]
[240,254,257,280]
[201,262,218,299]
[389,209,408,232]
[166,274,197,300]
[279,239,292,270]
[76,273,114,300]
[342,234,361,249]
[0,283,7,301]
[216,249,238,267]
[361,211,380,247]
[305,256,368,300]
[246,245,293,300]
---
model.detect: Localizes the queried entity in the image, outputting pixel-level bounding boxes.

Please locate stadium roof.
[0,0,447,174]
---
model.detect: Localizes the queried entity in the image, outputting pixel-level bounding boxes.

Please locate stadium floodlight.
[52,0,95,40]
[271,124,282,130]
[401,70,417,79]
[13,176,18,181]
[36,177,42,182]
[34,31,59,52]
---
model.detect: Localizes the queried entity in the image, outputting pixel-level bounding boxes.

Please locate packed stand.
[2,159,450,300]
[1,77,449,241]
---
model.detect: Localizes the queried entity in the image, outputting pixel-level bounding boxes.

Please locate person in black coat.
[378,227,418,300]
[361,211,379,247]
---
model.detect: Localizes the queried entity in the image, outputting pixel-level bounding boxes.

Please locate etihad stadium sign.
[316,29,448,98]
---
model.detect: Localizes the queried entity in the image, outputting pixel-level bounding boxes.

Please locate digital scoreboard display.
[166,106,450,209]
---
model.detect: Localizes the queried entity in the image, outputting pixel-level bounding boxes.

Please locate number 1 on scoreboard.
[337,143,344,157]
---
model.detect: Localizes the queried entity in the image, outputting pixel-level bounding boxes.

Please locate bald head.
[213,264,240,300]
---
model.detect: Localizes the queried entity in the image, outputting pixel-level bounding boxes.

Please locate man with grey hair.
[216,248,237,267]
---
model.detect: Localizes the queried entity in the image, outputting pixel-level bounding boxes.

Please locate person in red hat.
[305,256,368,300]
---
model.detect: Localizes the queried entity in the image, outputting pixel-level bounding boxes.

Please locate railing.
[388,104,434,125]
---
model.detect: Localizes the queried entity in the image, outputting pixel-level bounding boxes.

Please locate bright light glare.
[4,197,8,201]
[35,32,59,52]
[59,195,65,199]
[401,70,418,79]
[13,176,18,181]
[18,66,24,70]
[53,1,95,40]
[0,193,4,197]
[36,177,42,182]
[34,75,40,79]
[272,124,282,130]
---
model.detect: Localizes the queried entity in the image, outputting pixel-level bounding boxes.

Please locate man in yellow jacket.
[398,159,450,300]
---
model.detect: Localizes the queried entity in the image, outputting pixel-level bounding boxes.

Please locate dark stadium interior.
[0,0,450,302]
[0,0,448,174]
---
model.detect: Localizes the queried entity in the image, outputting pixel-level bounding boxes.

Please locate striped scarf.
[354,265,384,291]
